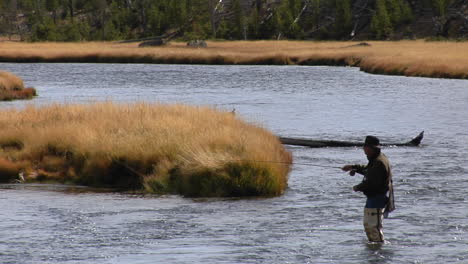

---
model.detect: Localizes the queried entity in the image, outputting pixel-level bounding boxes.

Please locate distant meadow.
[0,40,467,79]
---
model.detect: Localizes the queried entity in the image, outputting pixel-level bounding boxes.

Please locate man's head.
[363,135,380,157]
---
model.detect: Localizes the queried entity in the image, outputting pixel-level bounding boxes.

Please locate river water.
[0,63,467,264]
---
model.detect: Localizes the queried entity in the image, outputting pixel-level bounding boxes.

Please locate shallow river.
[0,63,467,264]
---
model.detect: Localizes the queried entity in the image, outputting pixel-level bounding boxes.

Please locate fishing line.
[219,159,341,169]
[96,156,343,181]
[113,153,343,179]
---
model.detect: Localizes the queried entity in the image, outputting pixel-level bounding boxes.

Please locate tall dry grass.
[0,40,467,78]
[0,102,292,197]
[0,71,37,101]
[0,71,24,90]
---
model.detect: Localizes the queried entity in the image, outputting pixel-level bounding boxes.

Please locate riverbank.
[0,103,292,197]
[0,71,36,101]
[0,40,467,79]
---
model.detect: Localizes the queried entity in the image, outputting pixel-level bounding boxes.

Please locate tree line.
[0,0,458,41]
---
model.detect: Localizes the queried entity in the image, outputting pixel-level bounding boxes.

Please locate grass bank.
[0,103,292,197]
[0,40,467,79]
[0,71,37,101]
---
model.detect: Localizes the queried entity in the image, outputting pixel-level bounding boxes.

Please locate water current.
[0,63,467,264]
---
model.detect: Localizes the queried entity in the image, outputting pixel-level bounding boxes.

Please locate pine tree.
[247,6,260,39]
[334,0,352,39]
[275,0,303,39]
[45,0,59,24]
[387,0,402,25]
[30,16,59,41]
[400,0,413,23]
[371,0,393,39]
[257,8,279,39]
[432,0,453,17]
[229,0,245,39]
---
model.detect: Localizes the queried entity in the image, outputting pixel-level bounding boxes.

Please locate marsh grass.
[0,71,37,101]
[0,102,292,197]
[0,40,467,78]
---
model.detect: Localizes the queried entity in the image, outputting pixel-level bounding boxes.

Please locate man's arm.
[352,164,367,175]
[353,161,387,194]
[342,164,367,176]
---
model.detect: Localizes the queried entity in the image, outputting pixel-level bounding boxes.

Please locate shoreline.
[0,40,467,79]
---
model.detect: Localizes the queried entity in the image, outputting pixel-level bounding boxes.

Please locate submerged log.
[279,131,424,148]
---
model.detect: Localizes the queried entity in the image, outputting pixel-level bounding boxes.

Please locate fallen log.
[279,131,424,148]
[118,36,166,44]
[138,38,165,47]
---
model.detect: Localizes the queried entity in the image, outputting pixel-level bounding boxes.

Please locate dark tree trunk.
[69,0,74,22]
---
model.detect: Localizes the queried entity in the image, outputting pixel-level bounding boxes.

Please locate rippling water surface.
[0,63,467,264]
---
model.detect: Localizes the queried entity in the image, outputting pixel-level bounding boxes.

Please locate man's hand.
[353,185,360,192]
[342,165,356,176]
[341,165,353,171]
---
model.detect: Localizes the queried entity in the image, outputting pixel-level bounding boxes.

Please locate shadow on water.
[0,183,117,194]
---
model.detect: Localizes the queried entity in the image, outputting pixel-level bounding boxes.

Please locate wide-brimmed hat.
[364,135,380,148]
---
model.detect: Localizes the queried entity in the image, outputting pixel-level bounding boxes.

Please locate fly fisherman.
[342,135,395,243]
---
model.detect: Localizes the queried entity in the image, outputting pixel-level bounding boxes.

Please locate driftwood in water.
[279,131,424,148]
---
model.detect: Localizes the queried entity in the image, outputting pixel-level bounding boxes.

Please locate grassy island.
[0,103,292,197]
[0,71,37,101]
[0,40,467,79]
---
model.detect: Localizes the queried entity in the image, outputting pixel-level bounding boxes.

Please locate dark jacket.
[353,150,395,214]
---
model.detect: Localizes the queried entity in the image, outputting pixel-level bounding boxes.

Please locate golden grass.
[0,71,37,101]
[0,71,24,90]
[0,102,292,197]
[0,40,467,78]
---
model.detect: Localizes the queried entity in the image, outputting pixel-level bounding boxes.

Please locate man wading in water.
[342,136,395,243]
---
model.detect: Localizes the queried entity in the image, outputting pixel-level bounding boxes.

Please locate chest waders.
[363,208,385,243]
